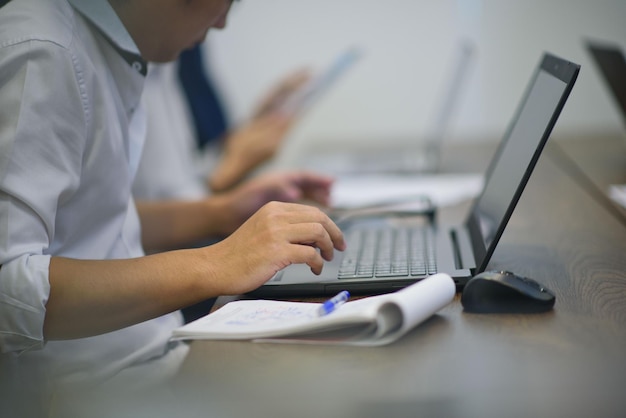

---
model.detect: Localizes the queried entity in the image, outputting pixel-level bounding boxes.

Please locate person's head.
[109,0,234,62]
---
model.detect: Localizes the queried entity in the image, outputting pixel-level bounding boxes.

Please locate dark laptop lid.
[585,39,626,127]
[465,53,580,273]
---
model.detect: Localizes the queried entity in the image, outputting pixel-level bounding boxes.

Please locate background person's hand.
[252,68,311,118]
[208,69,312,192]
[209,113,292,192]
[212,171,335,236]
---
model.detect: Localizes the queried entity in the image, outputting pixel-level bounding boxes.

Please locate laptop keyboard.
[338,226,437,279]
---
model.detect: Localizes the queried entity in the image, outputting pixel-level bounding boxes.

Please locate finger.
[302,180,331,207]
[284,244,325,275]
[323,218,346,252]
[295,174,334,206]
[267,113,294,128]
[294,184,332,206]
[262,174,329,205]
[278,68,312,92]
[285,222,336,262]
[271,183,302,203]
[278,203,346,252]
[292,171,335,188]
[308,188,332,207]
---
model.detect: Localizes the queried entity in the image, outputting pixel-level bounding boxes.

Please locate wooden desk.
[168,132,626,418]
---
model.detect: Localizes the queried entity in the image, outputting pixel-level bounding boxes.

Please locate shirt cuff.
[0,254,51,353]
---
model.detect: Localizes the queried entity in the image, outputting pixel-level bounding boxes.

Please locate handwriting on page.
[224,305,317,327]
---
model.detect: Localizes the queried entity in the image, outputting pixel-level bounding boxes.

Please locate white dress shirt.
[0,0,185,387]
[132,61,216,200]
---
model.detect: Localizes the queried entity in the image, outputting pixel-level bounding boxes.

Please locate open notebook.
[173,273,455,346]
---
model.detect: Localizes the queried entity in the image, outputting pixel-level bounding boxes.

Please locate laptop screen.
[467,54,580,272]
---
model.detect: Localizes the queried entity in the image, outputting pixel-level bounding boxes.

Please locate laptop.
[585,39,626,127]
[299,40,476,175]
[249,52,580,297]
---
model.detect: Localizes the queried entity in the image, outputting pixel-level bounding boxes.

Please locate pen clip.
[318,290,350,316]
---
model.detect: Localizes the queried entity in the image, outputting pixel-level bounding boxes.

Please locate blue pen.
[318,290,350,316]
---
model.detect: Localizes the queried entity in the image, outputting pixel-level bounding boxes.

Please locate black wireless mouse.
[461,270,556,313]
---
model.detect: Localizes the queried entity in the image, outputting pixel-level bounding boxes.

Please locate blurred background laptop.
[585,38,626,128]
[585,38,626,210]
[297,40,476,176]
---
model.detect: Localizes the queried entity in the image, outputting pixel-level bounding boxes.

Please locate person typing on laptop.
[0,0,345,400]
[133,38,318,322]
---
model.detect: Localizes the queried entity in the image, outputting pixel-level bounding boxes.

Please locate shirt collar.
[68,0,146,75]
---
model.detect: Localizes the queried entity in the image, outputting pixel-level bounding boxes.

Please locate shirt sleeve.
[0,39,87,353]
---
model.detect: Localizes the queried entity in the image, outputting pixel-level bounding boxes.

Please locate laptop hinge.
[449,229,464,270]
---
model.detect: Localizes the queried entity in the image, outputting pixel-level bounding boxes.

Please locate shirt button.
[132,61,143,73]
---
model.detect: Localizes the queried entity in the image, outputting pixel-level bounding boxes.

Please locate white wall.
[205,0,626,160]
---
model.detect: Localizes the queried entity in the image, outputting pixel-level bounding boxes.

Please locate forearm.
[45,249,219,340]
[136,198,230,251]
[209,115,292,192]
[44,201,347,341]
[209,155,252,192]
